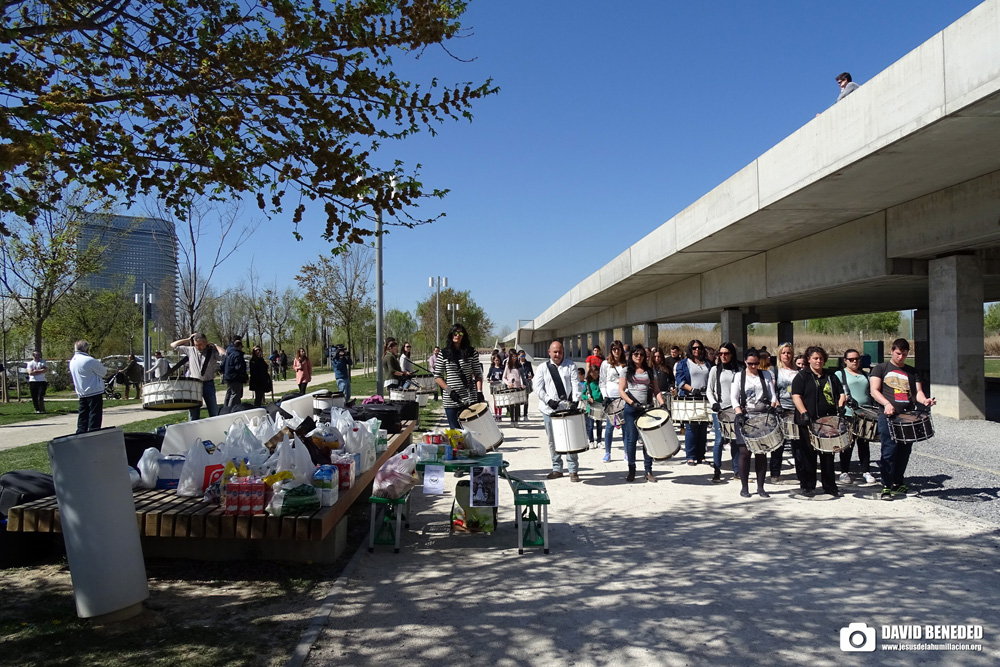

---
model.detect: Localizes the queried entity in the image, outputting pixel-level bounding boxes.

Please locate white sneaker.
[838,473,852,484]
[863,472,877,484]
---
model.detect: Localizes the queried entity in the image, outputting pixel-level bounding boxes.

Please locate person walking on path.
[122,353,144,400]
[221,337,249,407]
[69,340,108,433]
[332,346,353,401]
[534,340,582,483]
[279,349,288,381]
[248,345,272,407]
[171,333,226,421]
[26,350,48,414]
[294,347,312,395]
[433,323,484,429]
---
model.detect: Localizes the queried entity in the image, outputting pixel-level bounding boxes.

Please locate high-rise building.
[78,214,179,334]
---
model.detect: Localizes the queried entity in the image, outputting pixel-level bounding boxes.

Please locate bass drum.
[636,407,681,460]
[142,378,202,411]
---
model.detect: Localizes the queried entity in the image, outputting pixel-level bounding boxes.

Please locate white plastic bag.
[219,423,257,463]
[137,447,161,489]
[250,414,280,447]
[372,453,418,498]
[275,433,316,485]
[177,438,228,497]
[344,425,375,473]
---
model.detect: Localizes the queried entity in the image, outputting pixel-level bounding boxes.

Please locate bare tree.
[296,245,373,359]
[203,284,251,345]
[153,197,259,334]
[0,184,110,351]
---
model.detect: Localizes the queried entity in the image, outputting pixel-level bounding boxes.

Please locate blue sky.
[222,0,984,343]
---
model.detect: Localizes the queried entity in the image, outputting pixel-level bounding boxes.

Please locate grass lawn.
[0,398,138,427]
[985,359,1000,378]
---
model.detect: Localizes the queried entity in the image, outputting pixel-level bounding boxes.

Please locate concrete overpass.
[517,0,1000,420]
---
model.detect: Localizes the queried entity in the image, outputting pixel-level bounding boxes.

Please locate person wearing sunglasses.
[732,347,780,498]
[791,346,845,497]
[707,342,741,483]
[772,343,800,483]
[434,324,484,429]
[838,349,877,485]
[619,344,666,482]
[600,340,628,463]
[675,339,713,465]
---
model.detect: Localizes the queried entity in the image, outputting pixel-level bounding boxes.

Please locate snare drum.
[851,405,880,442]
[389,387,417,403]
[740,412,784,455]
[411,374,436,391]
[142,378,203,411]
[605,398,626,421]
[717,407,737,440]
[808,416,851,453]
[672,395,711,422]
[888,411,934,443]
[493,386,516,407]
[589,401,605,421]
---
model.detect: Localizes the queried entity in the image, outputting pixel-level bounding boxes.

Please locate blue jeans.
[604,417,616,455]
[445,407,462,430]
[878,412,912,487]
[623,404,652,473]
[77,393,103,433]
[336,377,351,401]
[685,421,708,462]
[543,413,579,473]
[189,380,219,421]
[711,413,740,476]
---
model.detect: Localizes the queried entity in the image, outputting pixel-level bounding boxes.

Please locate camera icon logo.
[840,622,877,652]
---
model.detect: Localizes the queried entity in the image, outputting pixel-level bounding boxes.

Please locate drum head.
[810,416,848,437]
[718,407,736,423]
[551,408,583,418]
[636,408,670,430]
[460,402,489,420]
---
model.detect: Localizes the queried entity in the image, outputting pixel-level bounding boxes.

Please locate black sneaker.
[893,484,910,496]
[881,487,894,501]
[625,470,635,482]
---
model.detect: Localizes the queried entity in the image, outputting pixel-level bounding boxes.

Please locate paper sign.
[470,466,498,507]
[423,465,445,495]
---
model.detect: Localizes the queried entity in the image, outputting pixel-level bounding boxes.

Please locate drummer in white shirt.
[731,348,780,499]
[534,340,582,482]
[598,341,627,463]
[706,342,741,483]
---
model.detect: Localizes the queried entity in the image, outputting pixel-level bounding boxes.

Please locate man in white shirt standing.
[171,332,226,421]
[146,350,171,381]
[534,340,583,482]
[69,340,108,433]
[26,349,48,413]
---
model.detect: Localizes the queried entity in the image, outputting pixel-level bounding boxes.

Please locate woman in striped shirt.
[434,323,484,429]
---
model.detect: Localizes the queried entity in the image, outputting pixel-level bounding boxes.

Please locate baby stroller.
[104,371,124,400]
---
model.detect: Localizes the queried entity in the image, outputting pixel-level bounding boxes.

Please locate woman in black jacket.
[248,346,273,407]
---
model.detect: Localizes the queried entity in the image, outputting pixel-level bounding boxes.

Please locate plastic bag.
[372,453,417,499]
[265,482,320,516]
[344,425,376,473]
[250,414,280,447]
[177,438,228,497]
[219,423,257,464]
[274,433,316,485]
[128,467,142,489]
[137,447,161,489]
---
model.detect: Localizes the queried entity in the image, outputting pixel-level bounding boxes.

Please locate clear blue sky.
[219,0,985,344]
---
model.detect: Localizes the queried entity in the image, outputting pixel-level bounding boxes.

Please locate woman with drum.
[619,344,666,482]
[382,338,408,392]
[599,340,627,463]
[707,342,741,483]
[791,345,845,497]
[434,323,485,430]
[502,353,524,425]
[400,342,415,375]
[487,355,505,420]
[517,349,533,420]
[675,339,713,465]
[837,349,877,485]
[248,346,273,407]
[772,342,799,483]
[731,348,780,498]
[869,338,936,500]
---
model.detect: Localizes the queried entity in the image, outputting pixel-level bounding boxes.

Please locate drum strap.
[546,362,569,400]
[839,369,853,401]
[738,370,771,411]
[198,347,216,379]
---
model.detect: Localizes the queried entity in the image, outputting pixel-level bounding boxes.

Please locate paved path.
[300,368,1000,667]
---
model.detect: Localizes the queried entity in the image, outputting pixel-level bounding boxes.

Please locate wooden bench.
[5,421,417,563]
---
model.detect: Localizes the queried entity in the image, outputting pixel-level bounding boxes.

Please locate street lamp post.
[429,276,448,344]
[134,284,154,372]
[447,303,460,325]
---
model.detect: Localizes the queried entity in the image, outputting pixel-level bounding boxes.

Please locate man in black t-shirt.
[791,345,845,497]
[869,338,936,500]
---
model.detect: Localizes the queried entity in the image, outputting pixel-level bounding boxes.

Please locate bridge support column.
[720,309,746,359]
[929,255,984,419]
[777,321,794,348]
[604,329,614,351]
[575,335,583,358]
[913,309,930,385]
[643,323,658,350]
[589,332,598,355]
[621,326,633,348]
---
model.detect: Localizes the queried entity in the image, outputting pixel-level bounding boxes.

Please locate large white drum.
[416,389,433,407]
[672,396,711,422]
[411,374,436,390]
[549,409,589,454]
[636,407,681,460]
[142,378,202,411]
[390,387,417,403]
[459,402,504,450]
[314,392,346,411]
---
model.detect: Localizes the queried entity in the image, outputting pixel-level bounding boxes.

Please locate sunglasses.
[453,332,464,338]
[845,357,861,362]
[718,351,731,356]
[691,346,703,350]
[746,361,758,367]
[632,351,645,356]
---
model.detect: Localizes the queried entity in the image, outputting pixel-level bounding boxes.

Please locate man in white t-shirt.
[26,349,48,413]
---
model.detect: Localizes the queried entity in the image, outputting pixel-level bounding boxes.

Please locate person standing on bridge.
[675,339,713,465]
[869,338,935,500]
[836,72,860,102]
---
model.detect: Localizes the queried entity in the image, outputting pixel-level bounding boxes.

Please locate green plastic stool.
[501,470,550,554]
[368,492,411,553]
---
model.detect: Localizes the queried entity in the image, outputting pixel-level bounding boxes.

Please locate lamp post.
[447,303,460,325]
[429,276,448,344]
[133,284,153,372]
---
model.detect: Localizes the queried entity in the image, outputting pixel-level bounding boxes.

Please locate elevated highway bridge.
[517,0,1000,419]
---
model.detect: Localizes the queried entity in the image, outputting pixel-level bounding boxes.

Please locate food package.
[306,424,344,450]
[312,465,340,507]
[332,455,356,493]
[372,453,417,499]
[265,482,320,516]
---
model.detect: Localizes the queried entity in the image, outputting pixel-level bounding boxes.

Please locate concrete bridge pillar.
[913,309,930,384]
[588,332,598,355]
[621,326,633,348]
[720,309,747,359]
[777,321,794,349]
[574,334,583,358]
[604,329,614,351]
[929,255,985,419]
[643,323,658,350]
